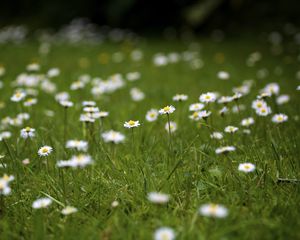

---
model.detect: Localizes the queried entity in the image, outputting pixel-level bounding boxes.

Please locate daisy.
[0,174,14,196]
[198,110,211,119]
[26,63,40,72]
[32,198,52,209]
[66,140,88,151]
[98,111,109,118]
[130,88,145,101]
[83,107,99,113]
[276,95,290,105]
[199,203,228,218]
[60,100,74,108]
[24,98,38,107]
[257,92,271,99]
[101,130,125,144]
[147,192,170,204]
[111,200,119,208]
[256,106,272,116]
[199,92,217,103]
[124,120,140,128]
[189,103,204,111]
[238,163,256,173]
[224,126,238,133]
[0,131,12,140]
[218,96,233,104]
[165,121,177,133]
[210,132,223,139]
[272,114,288,123]
[216,146,236,154]
[69,154,94,168]
[159,106,175,115]
[47,68,60,78]
[20,127,35,139]
[80,114,95,123]
[189,111,201,121]
[241,117,254,127]
[146,109,159,122]
[61,206,78,215]
[82,101,96,107]
[172,94,188,102]
[38,146,53,157]
[219,106,228,116]
[232,92,243,101]
[262,82,280,96]
[11,91,26,102]
[217,71,230,80]
[251,99,267,110]
[126,72,141,81]
[154,227,176,240]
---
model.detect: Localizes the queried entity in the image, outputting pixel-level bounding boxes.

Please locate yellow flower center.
[25,127,31,132]
[205,95,211,100]
[163,106,170,112]
[42,148,48,153]
[128,120,136,126]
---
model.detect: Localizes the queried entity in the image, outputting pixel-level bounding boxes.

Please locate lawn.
[0,32,300,240]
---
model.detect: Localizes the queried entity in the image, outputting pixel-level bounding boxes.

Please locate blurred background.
[1,0,300,33]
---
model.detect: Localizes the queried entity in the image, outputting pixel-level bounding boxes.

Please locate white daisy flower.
[60,100,74,108]
[61,206,78,215]
[20,127,35,139]
[276,95,290,105]
[66,140,88,151]
[147,192,170,204]
[124,120,140,128]
[241,117,254,127]
[262,82,280,96]
[256,106,272,116]
[146,109,159,122]
[126,72,141,81]
[199,92,217,103]
[199,203,228,218]
[219,106,229,116]
[27,63,40,72]
[217,71,230,80]
[154,227,176,240]
[216,146,236,154]
[83,107,99,113]
[69,154,94,168]
[165,121,177,133]
[272,113,288,123]
[251,99,267,110]
[47,68,60,78]
[11,91,26,102]
[38,146,53,157]
[130,88,145,101]
[210,132,223,139]
[189,103,204,111]
[32,197,52,209]
[82,101,96,107]
[111,200,119,208]
[24,98,38,107]
[224,126,238,133]
[101,130,125,144]
[159,106,176,115]
[238,163,256,173]
[0,131,12,141]
[172,94,188,102]
[218,96,233,104]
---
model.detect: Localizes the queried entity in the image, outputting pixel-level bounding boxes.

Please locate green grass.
[0,35,300,240]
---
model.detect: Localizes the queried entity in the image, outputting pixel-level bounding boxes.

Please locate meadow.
[0,28,300,240]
